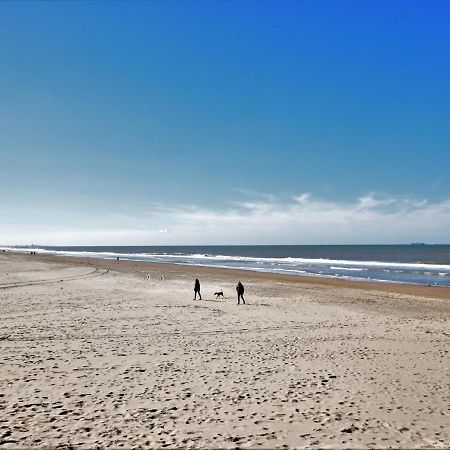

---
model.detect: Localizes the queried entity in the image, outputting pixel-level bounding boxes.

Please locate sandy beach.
[1,251,449,448]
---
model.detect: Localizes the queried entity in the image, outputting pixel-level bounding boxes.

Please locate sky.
[1,0,450,245]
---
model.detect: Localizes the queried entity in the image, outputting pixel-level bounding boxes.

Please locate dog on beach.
[214,290,224,299]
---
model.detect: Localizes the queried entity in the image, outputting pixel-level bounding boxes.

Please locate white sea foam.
[120,252,450,271]
[2,246,450,270]
[330,266,366,271]
[2,247,450,286]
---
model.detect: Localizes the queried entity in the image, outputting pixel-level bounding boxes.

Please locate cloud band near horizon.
[1,193,450,246]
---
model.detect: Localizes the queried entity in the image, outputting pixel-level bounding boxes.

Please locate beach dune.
[0,252,449,448]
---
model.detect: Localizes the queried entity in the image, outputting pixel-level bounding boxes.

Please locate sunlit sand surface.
[1,252,449,448]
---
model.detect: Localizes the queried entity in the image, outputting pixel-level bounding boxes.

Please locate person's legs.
[199,291,202,300]
[194,290,197,300]
[241,295,245,304]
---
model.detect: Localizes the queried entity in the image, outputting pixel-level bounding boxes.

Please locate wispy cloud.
[2,193,450,245]
[147,193,450,244]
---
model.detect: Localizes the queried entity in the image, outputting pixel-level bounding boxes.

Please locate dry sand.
[0,251,449,448]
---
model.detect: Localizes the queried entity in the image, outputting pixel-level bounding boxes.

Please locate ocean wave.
[2,246,450,286]
[4,246,450,271]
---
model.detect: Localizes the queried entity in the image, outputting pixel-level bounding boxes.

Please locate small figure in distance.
[194,278,202,300]
[214,290,224,299]
[236,281,245,305]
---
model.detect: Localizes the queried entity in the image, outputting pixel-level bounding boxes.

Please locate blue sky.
[1,1,450,245]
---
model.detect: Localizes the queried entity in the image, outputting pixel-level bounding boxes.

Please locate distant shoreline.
[3,244,450,288]
[9,250,450,301]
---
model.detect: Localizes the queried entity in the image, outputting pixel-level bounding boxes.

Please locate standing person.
[236,281,245,305]
[194,278,202,300]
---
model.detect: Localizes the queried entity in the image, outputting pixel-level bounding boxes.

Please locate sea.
[3,244,450,287]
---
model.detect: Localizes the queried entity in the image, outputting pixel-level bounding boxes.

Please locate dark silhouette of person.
[194,278,201,300]
[236,281,245,304]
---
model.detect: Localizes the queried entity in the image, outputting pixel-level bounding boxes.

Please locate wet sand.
[1,251,449,448]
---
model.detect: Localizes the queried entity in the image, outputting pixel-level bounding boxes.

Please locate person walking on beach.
[194,278,202,300]
[236,281,245,305]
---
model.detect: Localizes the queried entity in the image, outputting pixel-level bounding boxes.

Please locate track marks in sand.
[0,267,109,290]
[134,270,165,288]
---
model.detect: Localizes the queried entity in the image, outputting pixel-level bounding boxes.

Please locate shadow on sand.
[195,298,227,303]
